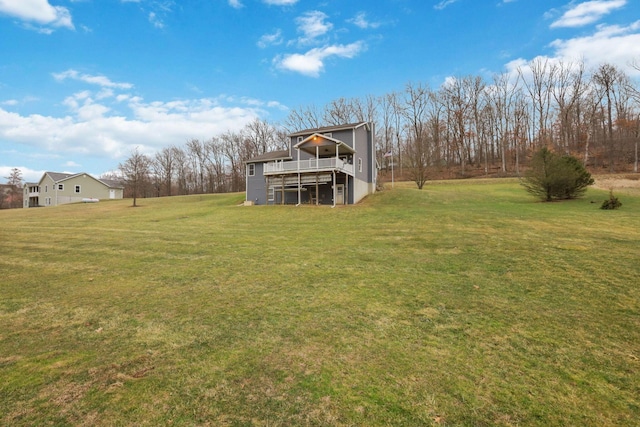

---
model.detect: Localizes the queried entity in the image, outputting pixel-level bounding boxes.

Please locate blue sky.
[1,0,639,182]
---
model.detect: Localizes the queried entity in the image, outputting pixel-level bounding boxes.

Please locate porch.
[264,157,354,176]
[266,172,351,206]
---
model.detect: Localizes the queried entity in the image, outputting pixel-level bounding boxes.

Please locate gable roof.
[294,133,356,155]
[43,172,75,183]
[99,178,124,189]
[289,122,369,137]
[38,171,124,189]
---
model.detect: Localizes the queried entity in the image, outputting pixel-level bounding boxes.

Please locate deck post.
[345,174,349,205]
[332,170,336,208]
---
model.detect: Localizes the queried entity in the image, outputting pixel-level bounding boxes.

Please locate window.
[57,184,64,190]
[297,136,303,143]
[358,158,363,172]
[75,185,81,193]
[247,163,255,177]
[268,187,275,202]
[45,197,51,206]
[45,185,48,193]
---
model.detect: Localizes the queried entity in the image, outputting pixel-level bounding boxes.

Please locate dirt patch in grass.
[593,174,640,194]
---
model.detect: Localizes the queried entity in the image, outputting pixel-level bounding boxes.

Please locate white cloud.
[149,11,164,28]
[349,12,381,30]
[503,20,640,82]
[52,69,134,89]
[550,0,626,28]
[434,0,459,10]
[228,0,243,8]
[0,166,46,183]
[0,0,74,31]
[275,42,366,77]
[258,29,283,48]
[64,160,81,168]
[295,11,332,45]
[550,21,640,74]
[121,0,174,28]
[263,0,298,5]
[0,93,284,165]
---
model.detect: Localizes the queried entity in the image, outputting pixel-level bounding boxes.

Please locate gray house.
[245,122,377,206]
[24,172,124,208]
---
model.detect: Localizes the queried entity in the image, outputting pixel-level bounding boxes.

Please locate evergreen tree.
[521,147,594,201]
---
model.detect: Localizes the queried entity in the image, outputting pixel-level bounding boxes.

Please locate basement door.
[335,184,345,205]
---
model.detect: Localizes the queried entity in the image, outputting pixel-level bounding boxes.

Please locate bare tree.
[186,139,209,193]
[487,72,520,172]
[119,147,151,207]
[551,60,586,154]
[284,104,322,132]
[323,98,357,126]
[171,146,190,195]
[377,94,396,171]
[4,168,23,209]
[244,118,285,156]
[402,82,431,189]
[154,146,176,196]
[592,63,624,172]
[442,76,481,173]
[388,92,406,174]
[221,130,249,192]
[352,95,379,124]
[519,57,556,147]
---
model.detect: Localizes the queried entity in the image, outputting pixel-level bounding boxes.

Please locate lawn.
[1,179,639,426]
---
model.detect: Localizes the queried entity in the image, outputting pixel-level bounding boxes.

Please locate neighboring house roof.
[289,121,369,137]
[38,171,124,189]
[246,150,291,164]
[99,178,125,189]
[42,172,75,183]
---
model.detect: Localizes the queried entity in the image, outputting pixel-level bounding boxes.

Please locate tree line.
[117,58,639,197]
[115,118,289,200]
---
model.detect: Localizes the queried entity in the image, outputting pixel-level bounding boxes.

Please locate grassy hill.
[1,180,639,426]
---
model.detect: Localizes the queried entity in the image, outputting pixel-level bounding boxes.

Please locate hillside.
[1,180,639,426]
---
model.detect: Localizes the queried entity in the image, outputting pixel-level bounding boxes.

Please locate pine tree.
[521,147,594,201]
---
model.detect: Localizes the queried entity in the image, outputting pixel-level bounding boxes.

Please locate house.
[245,122,377,206]
[23,172,124,208]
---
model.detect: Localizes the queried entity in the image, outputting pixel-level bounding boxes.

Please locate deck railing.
[264,158,354,175]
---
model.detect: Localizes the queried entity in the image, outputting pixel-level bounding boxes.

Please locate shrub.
[600,191,622,210]
[521,147,594,201]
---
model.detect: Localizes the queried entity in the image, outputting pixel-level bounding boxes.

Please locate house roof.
[245,150,291,163]
[289,121,369,137]
[98,178,124,189]
[38,171,124,189]
[44,172,75,182]
[294,133,356,155]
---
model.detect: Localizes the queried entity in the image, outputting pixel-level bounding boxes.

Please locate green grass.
[1,180,639,426]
